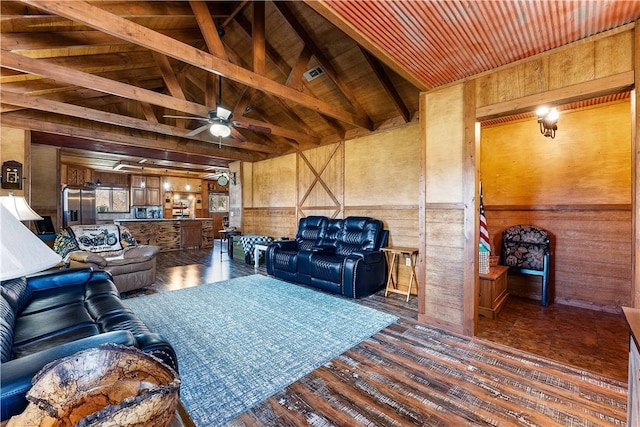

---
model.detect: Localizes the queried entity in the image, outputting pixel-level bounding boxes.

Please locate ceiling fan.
[164,76,271,140]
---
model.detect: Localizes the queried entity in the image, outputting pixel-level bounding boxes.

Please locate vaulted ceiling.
[1,1,639,177]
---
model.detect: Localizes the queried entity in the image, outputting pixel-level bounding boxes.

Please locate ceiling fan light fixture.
[216,106,232,121]
[210,123,231,138]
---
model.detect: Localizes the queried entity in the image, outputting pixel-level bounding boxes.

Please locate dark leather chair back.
[336,217,382,256]
[295,216,327,251]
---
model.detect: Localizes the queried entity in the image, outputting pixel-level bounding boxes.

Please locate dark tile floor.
[477,296,629,382]
[150,244,630,383]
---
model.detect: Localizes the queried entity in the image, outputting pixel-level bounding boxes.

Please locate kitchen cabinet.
[181,220,202,249]
[93,171,128,187]
[63,165,92,186]
[131,175,161,206]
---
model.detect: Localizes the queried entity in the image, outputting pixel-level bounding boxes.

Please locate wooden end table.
[382,247,419,302]
[478,265,509,319]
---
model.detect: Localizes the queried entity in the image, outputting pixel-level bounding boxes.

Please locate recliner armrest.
[0,330,136,421]
[272,240,299,251]
[134,333,179,373]
[348,251,384,264]
[26,267,94,291]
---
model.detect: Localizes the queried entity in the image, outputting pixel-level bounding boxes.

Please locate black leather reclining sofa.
[0,267,178,420]
[266,216,388,298]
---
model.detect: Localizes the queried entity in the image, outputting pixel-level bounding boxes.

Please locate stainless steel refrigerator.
[63,187,96,227]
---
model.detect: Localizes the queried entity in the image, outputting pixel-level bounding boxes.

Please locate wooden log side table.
[382,247,419,302]
[478,265,509,319]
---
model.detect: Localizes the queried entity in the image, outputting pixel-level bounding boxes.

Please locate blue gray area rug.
[124,275,398,426]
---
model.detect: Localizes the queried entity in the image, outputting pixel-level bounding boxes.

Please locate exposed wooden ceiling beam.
[189,0,228,59]
[274,2,372,129]
[1,50,317,144]
[2,50,209,114]
[0,89,279,155]
[303,0,429,91]
[252,1,266,75]
[19,0,373,131]
[230,14,335,139]
[361,48,411,123]
[2,110,264,163]
[152,52,187,101]
[1,29,205,59]
[32,131,231,169]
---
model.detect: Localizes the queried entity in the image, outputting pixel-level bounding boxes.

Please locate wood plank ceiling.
[1,1,639,177]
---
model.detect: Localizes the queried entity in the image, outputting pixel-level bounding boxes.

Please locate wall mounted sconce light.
[535,107,559,139]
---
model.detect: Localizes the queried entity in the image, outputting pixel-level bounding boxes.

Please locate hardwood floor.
[148,244,629,425]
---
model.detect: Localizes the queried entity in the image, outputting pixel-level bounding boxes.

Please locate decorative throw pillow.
[54,227,81,259]
[119,226,137,248]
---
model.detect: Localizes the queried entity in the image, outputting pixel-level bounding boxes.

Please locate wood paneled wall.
[1,127,28,198]
[487,208,631,311]
[419,26,636,336]
[242,124,421,295]
[243,207,297,239]
[419,84,470,333]
[476,29,634,117]
[482,101,632,206]
[481,100,632,312]
[31,144,59,228]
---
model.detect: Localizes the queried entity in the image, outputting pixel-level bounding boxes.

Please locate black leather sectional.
[266,216,388,298]
[0,267,178,420]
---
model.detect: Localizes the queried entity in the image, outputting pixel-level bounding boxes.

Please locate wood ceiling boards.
[2,1,639,172]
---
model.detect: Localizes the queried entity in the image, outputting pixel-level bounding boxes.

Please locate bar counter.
[115,218,214,251]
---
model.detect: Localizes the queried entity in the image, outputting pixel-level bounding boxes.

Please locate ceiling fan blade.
[230,127,247,142]
[185,123,211,137]
[163,115,209,122]
[233,120,272,134]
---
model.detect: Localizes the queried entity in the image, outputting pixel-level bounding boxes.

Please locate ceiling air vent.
[303,66,324,82]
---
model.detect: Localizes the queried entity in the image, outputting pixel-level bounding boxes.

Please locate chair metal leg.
[541,254,550,307]
[541,275,548,307]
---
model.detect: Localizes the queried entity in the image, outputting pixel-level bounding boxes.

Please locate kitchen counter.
[116,218,211,221]
[115,218,214,250]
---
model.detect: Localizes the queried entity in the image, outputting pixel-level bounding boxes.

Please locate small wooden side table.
[478,265,509,319]
[382,247,419,302]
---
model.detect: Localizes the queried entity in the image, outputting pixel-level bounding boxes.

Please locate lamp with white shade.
[0,203,61,281]
[0,191,43,221]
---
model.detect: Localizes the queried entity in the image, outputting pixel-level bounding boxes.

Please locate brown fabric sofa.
[53,224,159,293]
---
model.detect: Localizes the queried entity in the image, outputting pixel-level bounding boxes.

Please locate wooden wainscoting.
[242,207,297,240]
[346,206,419,296]
[486,206,632,312]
